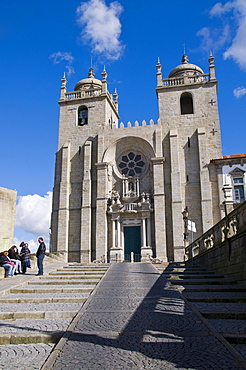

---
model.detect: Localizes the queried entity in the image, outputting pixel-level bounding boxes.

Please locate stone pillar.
[141,215,153,262]
[141,218,146,247]
[151,157,167,261]
[147,217,151,246]
[80,140,92,263]
[169,130,184,261]
[95,163,108,262]
[112,219,116,248]
[56,142,70,261]
[117,218,121,248]
[110,215,123,262]
[197,128,214,232]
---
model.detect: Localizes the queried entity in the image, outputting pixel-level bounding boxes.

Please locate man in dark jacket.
[36,237,46,275]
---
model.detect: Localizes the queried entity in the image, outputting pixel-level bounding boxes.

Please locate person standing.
[20,242,31,274]
[36,237,46,276]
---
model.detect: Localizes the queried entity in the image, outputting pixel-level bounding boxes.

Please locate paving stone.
[51,263,243,370]
[0,343,54,370]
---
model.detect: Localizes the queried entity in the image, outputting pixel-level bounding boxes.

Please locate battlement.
[118,119,159,128]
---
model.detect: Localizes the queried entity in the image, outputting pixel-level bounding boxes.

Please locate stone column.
[169,130,184,261]
[112,219,116,248]
[147,217,151,246]
[117,218,121,248]
[56,142,70,261]
[141,218,147,247]
[95,163,108,262]
[197,128,214,233]
[151,157,167,261]
[80,140,92,263]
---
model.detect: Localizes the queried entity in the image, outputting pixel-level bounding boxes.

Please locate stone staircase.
[0,262,110,369]
[156,262,246,363]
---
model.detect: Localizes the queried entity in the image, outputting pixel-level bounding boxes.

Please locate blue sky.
[0,0,245,251]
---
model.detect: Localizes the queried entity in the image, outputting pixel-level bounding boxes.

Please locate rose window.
[118,152,145,176]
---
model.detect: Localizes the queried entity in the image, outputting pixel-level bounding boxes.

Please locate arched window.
[180,93,193,115]
[78,106,88,126]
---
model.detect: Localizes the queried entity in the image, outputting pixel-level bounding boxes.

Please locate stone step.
[177,285,246,292]
[0,310,77,320]
[161,270,215,275]
[0,332,62,345]
[50,271,104,275]
[168,278,236,285]
[66,264,109,268]
[0,317,71,345]
[0,296,87,304]
[223,334,246,344]
[11,286,94,293]
[163,274,224,279]
[187,296,246,303]
[207,318,246,335]
[43,274,104,279]
[202,312,246,320]
[28,279,99,285]
[63,267,108,271]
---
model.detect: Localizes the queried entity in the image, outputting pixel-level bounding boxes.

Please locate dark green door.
[124,226,141,262]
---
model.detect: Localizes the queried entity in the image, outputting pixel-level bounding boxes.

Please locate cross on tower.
[210,128,217,135]
[209,98,216,106]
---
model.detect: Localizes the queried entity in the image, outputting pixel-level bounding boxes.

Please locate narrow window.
[233,178,245,203]
[180,93,193,115]
[188,137,191,147]
[78,106,88,126]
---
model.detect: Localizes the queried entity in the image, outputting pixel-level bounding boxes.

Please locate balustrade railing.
[124,203,138,211]
[162,73,210,88]
[185,201,246,260]
[65,89,102,100]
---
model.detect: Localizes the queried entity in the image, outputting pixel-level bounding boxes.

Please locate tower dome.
[168,54,204,78]
[74,68,102,91]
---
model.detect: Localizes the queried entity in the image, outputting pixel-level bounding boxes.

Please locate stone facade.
[0,187,16,251]
[50,53,226,263]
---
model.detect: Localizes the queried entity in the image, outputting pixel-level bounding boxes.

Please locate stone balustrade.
[185,201,246,283]
[65,89,103,100]
[124,203,138,212]
[162,73,210,87]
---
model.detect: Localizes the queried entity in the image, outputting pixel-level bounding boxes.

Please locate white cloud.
[76,0,124,60]
[49,52,75,77]
[65,65,75,78]
[15,192,52,239]
[210,1,234,16]
[233,86,246,98]
[197,24,230,52]
[49,51,74,64]
[208,0,246,70]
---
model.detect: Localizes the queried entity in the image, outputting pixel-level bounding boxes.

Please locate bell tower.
[156,52,222,261]
[50,67,119,262]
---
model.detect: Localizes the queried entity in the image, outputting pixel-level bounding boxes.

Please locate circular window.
[118,151,146,177]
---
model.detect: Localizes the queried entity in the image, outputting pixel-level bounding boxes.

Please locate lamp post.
[182,206,189,243]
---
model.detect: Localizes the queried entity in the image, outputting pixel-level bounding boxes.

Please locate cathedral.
[50,53,228,263]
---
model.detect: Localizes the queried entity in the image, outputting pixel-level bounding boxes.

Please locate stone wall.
[0,187,17,251]
[185,201,246,284]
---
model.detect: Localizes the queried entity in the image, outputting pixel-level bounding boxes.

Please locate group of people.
[0,237,46,277]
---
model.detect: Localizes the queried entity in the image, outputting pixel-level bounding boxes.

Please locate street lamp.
[182,206,189,240]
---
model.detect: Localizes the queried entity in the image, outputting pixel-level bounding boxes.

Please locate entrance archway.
[124,226,141,262]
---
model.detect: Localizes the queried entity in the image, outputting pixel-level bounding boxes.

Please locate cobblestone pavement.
[0,262,109,370]
[50,263,243,370]
[157,262,246,368]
